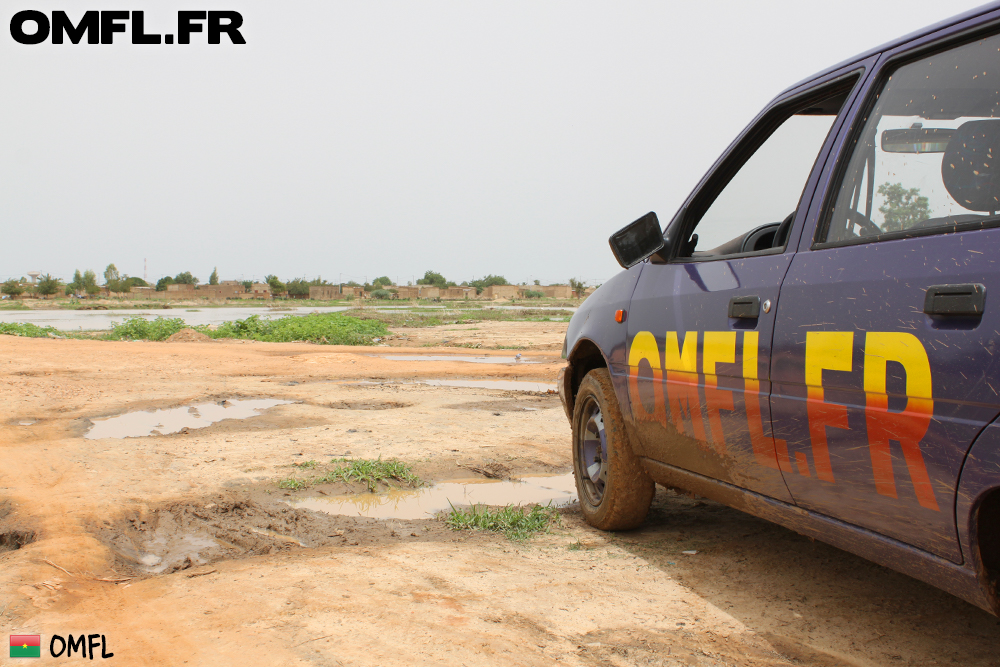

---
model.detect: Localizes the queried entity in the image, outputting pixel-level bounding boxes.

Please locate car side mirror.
[608,212,665,269]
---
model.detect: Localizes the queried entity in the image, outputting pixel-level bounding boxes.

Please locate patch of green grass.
[277,477,310,490]
[292,460,318,468]
[315,457,420,492]
[211,313,387,345]
[0,302,30,310]
[444,503,560,541]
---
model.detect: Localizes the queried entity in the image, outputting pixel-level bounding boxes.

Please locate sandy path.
[0,326,997,666]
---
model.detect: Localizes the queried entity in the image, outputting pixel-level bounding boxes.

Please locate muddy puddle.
[289,472,577,520]
[332,379,556,392]
[86,398,293,439]
[418,379,556,392]
[374,355,537,364]
[95,495,460,577]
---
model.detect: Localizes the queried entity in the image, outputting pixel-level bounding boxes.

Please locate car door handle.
[924,283,986,316]
[728,296,761,319]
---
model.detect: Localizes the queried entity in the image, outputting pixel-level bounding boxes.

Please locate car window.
[689,114,836,257]
[822,33,1000,245]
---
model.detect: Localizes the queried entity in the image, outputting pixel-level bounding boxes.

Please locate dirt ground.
[1,321,998,666]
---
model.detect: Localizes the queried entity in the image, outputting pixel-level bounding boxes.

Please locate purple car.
[559,3,1000,614]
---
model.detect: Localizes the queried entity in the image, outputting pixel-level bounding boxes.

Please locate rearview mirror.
[609,212,665,269]
[881,127,955,153]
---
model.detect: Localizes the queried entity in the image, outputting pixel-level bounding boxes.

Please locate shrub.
[211,312,387,345]
[105,316,188,341]
[524,290,544,298]
[371,289,392,300]
[0,322,61,337]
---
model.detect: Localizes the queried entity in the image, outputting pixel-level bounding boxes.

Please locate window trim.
[669,70,864,264]
[812,17,1000,250]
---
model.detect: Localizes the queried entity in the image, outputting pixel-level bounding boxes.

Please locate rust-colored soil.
[0,324,997,666]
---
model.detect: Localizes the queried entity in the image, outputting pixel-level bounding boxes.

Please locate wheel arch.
[563,337,609,420]
[956,419,1000,613]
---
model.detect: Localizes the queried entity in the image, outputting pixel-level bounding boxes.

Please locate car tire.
[572,368,654,530]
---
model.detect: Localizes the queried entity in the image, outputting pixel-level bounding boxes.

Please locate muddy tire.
[572,368,654,530]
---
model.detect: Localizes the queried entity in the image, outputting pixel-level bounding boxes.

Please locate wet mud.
[90,493,464,578]
[0,500,36,553]
[326,399,412,410]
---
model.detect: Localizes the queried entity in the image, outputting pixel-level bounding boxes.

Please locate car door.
[771,27,1000,563]
[625,67,867,500]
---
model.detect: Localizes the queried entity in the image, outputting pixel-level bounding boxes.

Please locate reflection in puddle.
[418,379,556,392]
[290,472,577,520]
[86,398,293,439]
[375,355,537,365]
[329,379,556,392]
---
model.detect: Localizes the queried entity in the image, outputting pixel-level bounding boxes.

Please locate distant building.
[539,285,573,299]
[309,285,341,300]
[441,287,477,300]
[483,284,522,299]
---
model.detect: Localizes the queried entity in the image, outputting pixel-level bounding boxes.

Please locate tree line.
[2,266,588,298]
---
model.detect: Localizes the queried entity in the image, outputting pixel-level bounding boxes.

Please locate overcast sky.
[0,1,991,287]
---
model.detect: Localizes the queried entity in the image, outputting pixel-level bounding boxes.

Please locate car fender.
[956,418,1000,611]
[560,263,644,421]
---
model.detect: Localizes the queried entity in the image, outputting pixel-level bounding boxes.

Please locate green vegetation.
[212,312,387,345]
[524,290,544,298]
[2,279,24,297]
[285,278,310,298]
[265,274,285,294]
[37,273,61,297]
[0,322,64,338]
[469,274,507,295]
[277,477,310,490]
[174,271,198,285]
[444,503,560,541]
[105,316,188,341]
[416,270,451,289]
[278,457,420,492]
[878,182,931,232]
[68,269,100,296]
[315,458,420,491]
[209,267,219,285]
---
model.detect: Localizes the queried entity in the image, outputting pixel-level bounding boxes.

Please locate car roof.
[781,1,1000,96]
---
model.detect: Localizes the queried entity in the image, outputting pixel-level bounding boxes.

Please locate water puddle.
[418,379,556,392]
[329,379,557,393]
[289,472,577,520]
[375,355,537,364]
[86,398,293,439]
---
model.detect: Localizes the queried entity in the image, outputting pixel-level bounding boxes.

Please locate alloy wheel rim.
[577,396,608,505]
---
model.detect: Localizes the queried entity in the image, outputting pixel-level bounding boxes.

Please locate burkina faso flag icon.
[9,635,41,658]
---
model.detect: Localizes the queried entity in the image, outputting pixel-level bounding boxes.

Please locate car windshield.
[824,34,1000,243]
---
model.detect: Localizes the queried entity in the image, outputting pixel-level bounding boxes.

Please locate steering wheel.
[845,209,882,237]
